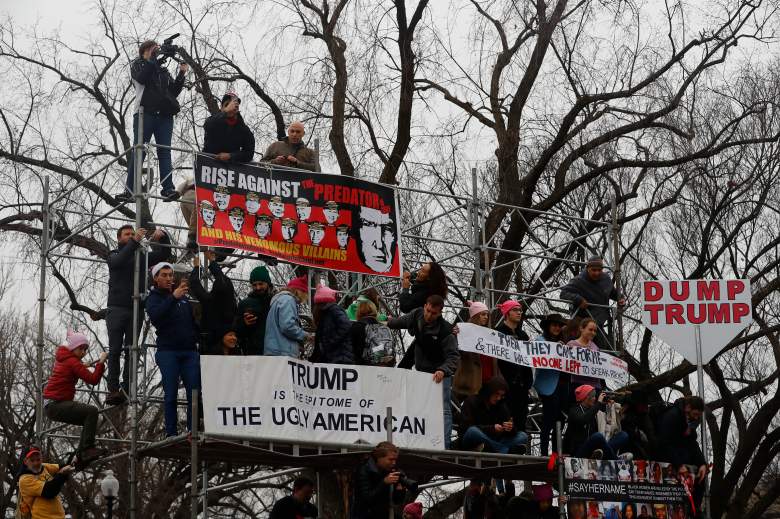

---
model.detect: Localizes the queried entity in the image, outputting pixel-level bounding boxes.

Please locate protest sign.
[565,457,696,518]
[194,155,402,277]
[457,323,629,387]
[200,356,445,450]
[641,279,752,363]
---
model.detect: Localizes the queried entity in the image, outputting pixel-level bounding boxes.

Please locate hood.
[54,346,77,363]
[271,289,296,305]
[478,376,509,401]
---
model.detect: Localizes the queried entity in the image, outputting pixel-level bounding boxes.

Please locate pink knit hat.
[532,483,554,501]
[286,275,308,293]
[314,285,337,304]
[403,502,422,519]
[574,384,596,402]
[497,299,521,317]
[65,330,89,351]
[468,301,489,318]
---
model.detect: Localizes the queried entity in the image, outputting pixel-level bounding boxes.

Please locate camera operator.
[119,39,188,203]
[353,442,416,519]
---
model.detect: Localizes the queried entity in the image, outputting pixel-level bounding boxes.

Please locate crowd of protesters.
[23,38,709,519]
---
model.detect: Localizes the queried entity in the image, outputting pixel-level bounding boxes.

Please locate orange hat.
[574,384,595,402]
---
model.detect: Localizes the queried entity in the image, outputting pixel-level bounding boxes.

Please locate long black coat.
[352,458,405,519]
[188,262,237,353]
[203,112,255,163]
[314,303,354,364]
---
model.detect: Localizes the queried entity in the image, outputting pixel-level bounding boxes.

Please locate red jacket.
[43,346,105,401]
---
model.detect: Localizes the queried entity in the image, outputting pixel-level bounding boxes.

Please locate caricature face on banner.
[194,156,402,277]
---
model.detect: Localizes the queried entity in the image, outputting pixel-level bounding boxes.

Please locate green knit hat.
[250,265,272,284]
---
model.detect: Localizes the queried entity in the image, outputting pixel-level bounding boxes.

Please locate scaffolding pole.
[129,106,144,519]
[35,176,50,442]
[470,168,484,302]
[611,197,624,352]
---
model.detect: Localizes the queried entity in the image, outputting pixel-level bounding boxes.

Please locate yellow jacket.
[18,463,66,519]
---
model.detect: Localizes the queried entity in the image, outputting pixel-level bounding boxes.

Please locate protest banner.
[457,323,629,387]
[194,155,402,277]
[200,356,445,450]
[641,279,753,363]
[565,457,696,518]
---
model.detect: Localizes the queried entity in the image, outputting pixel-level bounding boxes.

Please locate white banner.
[641,279,753,364]
[457,323,629,388]
[201,356,445,450]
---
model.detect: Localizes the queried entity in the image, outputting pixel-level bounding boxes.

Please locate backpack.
[363,323,395,366]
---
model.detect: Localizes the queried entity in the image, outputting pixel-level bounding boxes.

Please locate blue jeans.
[155,349,201,436]
[575,431,628,460]
[126,112,175,193]
[461,426,528,454]
[442,376,453,449]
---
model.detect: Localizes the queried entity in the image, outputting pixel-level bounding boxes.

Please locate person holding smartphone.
[146,262,201,437]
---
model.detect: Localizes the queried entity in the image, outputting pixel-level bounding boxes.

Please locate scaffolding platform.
[138,433,555,481]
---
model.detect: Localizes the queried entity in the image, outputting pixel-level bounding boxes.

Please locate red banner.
[194,156,402,276]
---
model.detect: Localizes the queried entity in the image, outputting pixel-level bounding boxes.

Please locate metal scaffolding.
[30,106,623,517]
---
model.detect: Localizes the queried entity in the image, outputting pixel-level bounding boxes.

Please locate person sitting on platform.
[459,376,528,455]
[388,295,459,449]
[533,313,570,456]
[269,476,318,519]
[353,442,408,519]
[43,330,107,468]
[235,265,274,355]
[17,446,74,519]
[187,250,237,353]
[145,262,201,437]
[311,285,354,364]
[560,256,625,349]
[105,224,171,406]
[564,384,628,460]
[261,121,317,171]
[494,300,533,446]
[264,275,311,358]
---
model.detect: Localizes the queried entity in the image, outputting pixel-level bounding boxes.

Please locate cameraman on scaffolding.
[118,37,188,203]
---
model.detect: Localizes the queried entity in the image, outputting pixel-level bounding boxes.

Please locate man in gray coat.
[387,294,459,448]
[560,256,625,349]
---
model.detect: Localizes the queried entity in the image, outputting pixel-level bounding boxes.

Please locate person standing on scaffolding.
[43,330,107,469]
[117,39,188,203]
[105,224,171,406]
[560,256,625,350]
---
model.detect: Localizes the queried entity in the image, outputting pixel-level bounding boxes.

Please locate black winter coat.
[235,290,273,355]
[314,303,354,364]
[202,112,255,163]
[130,57,184,115]
[399,281,435,313]
[657,398,706,466]
[563,401,604,454]
[188,263,237,353]
[106,234,171,308]
[352,458,405,519]
[350,316,379,365]
[459,392,513,440]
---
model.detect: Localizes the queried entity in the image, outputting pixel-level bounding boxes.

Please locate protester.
[264,275,311,358]
[403,502,423,519]
[462,480,501,519]
[235,265,274,355]
[399,261,448,313]
[353,442,408,519]
[203,93,255,163]
[620,389,657,460]
[527,484,558,519]
[459,376,528,454]
[453,301,498,399]
[533,313,570,456]
[145,262,201,437]
[43,330,107,467]
[657,396,708,509]
[494,300,532,441]
[16,446,74,519]
[261,121,317,171]
[564,385,628,460]
[567,318,604,393]
[310,285,354,364]
[350,299,395,366]
[269,476,318,519]
[105,224,171,406]
[388,295,459,448]
[188,251,238,353]
[204,324,242,356]
[560,256,625,349]
[119,40,188,202]
[347,289,387,322]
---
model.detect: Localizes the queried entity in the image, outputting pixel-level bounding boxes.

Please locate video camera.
[157,33,181,62]
[397,472,418,494]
